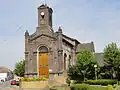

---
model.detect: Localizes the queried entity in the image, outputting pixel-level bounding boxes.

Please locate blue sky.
[0,0,120,70]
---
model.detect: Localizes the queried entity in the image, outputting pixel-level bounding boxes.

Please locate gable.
[29,34,57,42]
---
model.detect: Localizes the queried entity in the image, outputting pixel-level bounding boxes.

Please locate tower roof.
[38,4,53,12]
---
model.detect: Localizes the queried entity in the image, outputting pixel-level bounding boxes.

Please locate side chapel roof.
[76,42,95,53]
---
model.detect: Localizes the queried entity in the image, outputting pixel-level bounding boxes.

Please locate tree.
[67,65,83,82]
[103,42,120,80]
[68,50,97,82]
[14,60,25,77]
[76,50,98,81]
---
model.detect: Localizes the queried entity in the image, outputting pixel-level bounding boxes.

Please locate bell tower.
[38,4,53,28]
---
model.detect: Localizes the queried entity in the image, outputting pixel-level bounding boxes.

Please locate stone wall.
[20,81,49,90]
[62,40,74,70]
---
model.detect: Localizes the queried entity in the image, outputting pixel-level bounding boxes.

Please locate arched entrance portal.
[38,46,49,77]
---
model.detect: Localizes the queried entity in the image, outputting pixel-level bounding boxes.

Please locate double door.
[38,53,49,77]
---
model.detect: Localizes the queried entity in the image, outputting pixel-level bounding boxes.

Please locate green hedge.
[85,79,117,85]
[20,77,47,81]
[71,84,89,90]
[16,82,20,86]
[70,84,113,90]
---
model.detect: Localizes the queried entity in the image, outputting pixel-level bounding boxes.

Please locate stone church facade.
[24,4,94,77]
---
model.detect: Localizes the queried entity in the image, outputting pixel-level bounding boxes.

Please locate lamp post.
[81,70,86,82]
[94,65,97,80]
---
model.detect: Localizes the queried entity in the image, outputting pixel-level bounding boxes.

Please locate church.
[24,4,95,78]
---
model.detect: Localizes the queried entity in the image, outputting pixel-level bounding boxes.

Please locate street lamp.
[81,70,86,82]
[94,65,97,80]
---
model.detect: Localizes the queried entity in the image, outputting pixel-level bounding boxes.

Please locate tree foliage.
[76,50,95,66]
[68,50,97,82]
[14,60,25,77]
[103,42,120,80]
[104,43,120,65]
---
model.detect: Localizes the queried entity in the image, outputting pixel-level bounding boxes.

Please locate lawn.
[50,83,114,90]
[70,84,113,90]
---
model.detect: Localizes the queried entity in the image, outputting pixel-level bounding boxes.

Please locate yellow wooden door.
[38,53,48,77]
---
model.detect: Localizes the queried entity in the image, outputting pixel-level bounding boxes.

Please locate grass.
[51,85,70,90]
[51,83,115,90]
[51,85,113,90]
[70,84,113,90]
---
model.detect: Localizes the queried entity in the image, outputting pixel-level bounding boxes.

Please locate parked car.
[11,80,16,85]
[10,80,19,86]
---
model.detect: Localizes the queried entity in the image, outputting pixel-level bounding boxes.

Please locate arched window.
[64,53,67,70]
[39,46,48,53]
[68,55,71,66]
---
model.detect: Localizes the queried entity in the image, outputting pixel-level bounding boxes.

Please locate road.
[0,80,19,90]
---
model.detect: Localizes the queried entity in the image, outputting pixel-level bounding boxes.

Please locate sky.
[0,0,120,70]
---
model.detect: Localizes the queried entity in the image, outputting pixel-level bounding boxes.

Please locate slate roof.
[62,34,80,44]
[0,67,11,73]
[76,42,95,53]
[62,34,95,53]
[94,53,104,67]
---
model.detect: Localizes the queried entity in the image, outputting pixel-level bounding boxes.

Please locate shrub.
[113,84,118,88]
[66,78,71,86]
[16,82,20,86]
[71,80,76,84]
[107,85,113,90]
[85,79,117,85]
[20,77,47,81]
[70,84,89,90]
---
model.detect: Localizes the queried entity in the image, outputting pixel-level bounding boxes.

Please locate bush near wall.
[20,77,47,81]
[70,84,113,90]
[85,79,117,85]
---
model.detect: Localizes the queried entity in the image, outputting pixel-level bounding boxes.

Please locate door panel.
[39,67,49,76]
[43,53,48,66]
[39,53,48,66]
[38,53,48,77]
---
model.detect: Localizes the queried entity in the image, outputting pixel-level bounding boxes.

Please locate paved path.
[0,81,19,90]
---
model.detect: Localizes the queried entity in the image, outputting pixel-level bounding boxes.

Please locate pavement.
[0,80,19,90]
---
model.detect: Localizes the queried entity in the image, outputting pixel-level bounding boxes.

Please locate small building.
[0,67,13,82]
